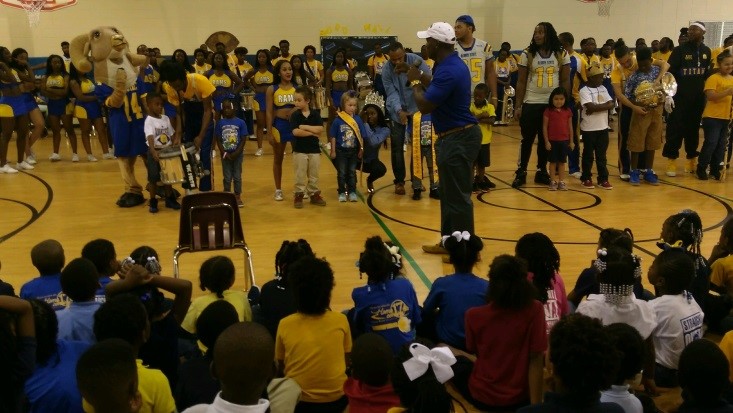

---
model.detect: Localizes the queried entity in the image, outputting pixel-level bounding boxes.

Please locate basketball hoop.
[20,0,45,27]
[578,0,614,17]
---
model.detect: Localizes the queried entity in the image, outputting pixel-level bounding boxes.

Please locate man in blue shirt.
[20,239,69,310]
[381,43,431,196]
[409,22,481,253]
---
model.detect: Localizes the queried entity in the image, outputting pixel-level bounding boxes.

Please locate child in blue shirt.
[216,99,247,207]
[329,91,367,202]
[20,239,69,310]
[56,258,103,343]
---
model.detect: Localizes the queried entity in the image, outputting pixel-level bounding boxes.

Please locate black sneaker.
[483,176,496,189]
[696,167,709,181]
[429,188,440,199]
[534,170,551,185]
[149,199,159,213]
[472,181,481,193]
[165,196,181,210]
[512,170,527,188]
[412,189,422,200]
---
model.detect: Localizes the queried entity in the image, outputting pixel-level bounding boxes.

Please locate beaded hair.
[594,248,641,306]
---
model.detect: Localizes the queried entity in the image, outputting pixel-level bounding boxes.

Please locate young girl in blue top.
[330,91,367,202]
[421,231,487,350]
[351,236,421,353]
[358,99,390,194]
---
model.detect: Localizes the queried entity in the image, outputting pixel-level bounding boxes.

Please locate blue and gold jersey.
[96,77,145,122]
[207,71,233,89]
[272,84,295,109]
[331,68,349,83]
[46,74,66,89]
[254,69,274,86]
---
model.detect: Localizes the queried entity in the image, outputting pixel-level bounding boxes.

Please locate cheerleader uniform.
[253,69,274,112]
[0,70,32,117]
[330,68,349,107]
[271,84,295,143]
[73,78,103,120]
[46,74,73,116]
[206,70,235,111]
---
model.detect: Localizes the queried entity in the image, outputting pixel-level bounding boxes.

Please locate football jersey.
[519,49,571,104]
[368,54,388,76]
[456,38,493,90]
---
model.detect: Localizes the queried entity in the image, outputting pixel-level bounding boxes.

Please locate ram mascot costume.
[69,26,149,207]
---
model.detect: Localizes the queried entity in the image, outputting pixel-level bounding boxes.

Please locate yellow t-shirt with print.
[470,102,495,144]
[181,289,253,334]
[162,74,216,106]
[702,73,733,120]
[368,54,388,76]
[83,360,176,413]
[276,311,352,403]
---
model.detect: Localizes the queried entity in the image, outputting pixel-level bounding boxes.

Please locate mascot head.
[69,26,147,88]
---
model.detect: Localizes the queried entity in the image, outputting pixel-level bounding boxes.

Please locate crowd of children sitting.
[4,208,733,413]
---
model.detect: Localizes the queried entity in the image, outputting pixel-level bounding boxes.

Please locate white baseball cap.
[417,22,456,45]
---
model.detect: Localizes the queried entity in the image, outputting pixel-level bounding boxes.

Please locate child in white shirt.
[579,62,615,190]
[144,92,180,213]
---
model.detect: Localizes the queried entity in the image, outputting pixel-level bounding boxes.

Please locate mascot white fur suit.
[69,27,148,207]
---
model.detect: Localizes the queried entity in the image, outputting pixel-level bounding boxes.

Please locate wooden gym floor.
[1,120,732,312]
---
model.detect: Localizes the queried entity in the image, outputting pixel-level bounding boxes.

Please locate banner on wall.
[320,36,397,72]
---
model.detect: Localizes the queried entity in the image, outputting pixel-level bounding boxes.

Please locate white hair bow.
[441,231,470,247]
[402,343,456,384]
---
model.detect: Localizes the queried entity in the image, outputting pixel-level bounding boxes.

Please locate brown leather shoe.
[310,191,326,206]
[395,183,406,195]
[422,243,448,254]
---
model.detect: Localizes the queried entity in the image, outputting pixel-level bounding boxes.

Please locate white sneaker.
[71,154,79,162]
[26,155,37,165]
[255,148,264,156]
[87,154,98,162]
[570,171,582,179]
[103,152,115,160]
[49,153,61,162]
[274,189,284,201]
[0,164,18,173]
[16,161,34,170]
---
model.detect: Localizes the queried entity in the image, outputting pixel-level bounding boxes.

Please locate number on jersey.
[534,66,556,88]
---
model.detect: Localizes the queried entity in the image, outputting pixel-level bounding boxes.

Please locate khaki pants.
[117,157,143,194]
[293,152,321,195]
[628,106,664,152]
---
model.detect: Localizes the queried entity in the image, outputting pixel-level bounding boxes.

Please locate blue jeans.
[698,118,729,174]
[335,147,358,194]
[222,151,244,194]
[436,125,482,235]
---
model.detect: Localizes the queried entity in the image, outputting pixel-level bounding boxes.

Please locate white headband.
[402,343,456,383]
[441,231,470,247]
[690,22,706,32]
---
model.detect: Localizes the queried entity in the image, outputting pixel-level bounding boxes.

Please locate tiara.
[364,91,385,113]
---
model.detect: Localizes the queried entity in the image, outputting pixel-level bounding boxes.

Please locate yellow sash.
[411,113,437,184]
[337,111,364,186]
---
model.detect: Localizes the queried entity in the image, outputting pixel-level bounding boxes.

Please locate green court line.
[319,144,433,289]
[360,191,433,289]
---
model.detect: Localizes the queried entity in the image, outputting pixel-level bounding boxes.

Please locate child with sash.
[406,111,439,200]
[329,91,366,202]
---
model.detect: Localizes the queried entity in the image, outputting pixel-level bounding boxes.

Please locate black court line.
[0,172,54,244]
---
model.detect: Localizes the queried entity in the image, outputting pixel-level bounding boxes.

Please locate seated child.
[352,236,420,353]
[677,339,733,412]
[106,246,193,388]
[81,238,121,302]
[92,294,176,413]
[0,295,36,413]
[76,339,142,413]
[406,111,438,200]
[469,83,496,193]
[181,322,285,413]
[25,300,90,413]
[421,232,487,350]
[143,92,180,213]
[57,258,103,343]
[648,249,704,388]
[215,98,247,207]
[175,300,239,411]
[601,323,645,413]
[182,256,252,340]
[518,314,624,413]
[259,240,315,338]
[568,228,650,309]
[343,333,400,413]
[20,239,68,310]
[390,341,455,413]
[623,47,663,185]
[515,232,570,335]
[276,256,351,413]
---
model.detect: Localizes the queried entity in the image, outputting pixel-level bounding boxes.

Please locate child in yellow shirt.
[469,83,496,192]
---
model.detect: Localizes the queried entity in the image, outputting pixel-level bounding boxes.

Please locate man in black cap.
[662,21,711,177]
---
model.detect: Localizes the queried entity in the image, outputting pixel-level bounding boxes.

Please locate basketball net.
[20,0,46,27]
[597,0,614,17]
